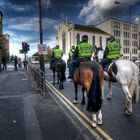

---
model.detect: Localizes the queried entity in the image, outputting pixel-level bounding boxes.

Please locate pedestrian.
[2,56,7,71]
[99,35,122,70]
[14,56,18,71]
[67,46,75,68]
[68,35,94,79]
[49,45,63,69]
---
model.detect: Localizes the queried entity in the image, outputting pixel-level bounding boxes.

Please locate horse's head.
[94,47,104,62]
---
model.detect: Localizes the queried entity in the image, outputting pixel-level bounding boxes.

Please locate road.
[44,63,140,140]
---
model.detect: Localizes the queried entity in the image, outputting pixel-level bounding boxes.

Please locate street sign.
[38,44,47,54]
[19,49,24,54]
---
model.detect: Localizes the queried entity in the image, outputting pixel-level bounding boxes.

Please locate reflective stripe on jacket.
[77,42,93,58]
[54,48,63,58]
[106,41,121,59]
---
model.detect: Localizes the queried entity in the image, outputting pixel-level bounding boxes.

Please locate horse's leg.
[81,87,85,105]
[73,83,78,104]
[107,81,112,99]
[122,85,132,115]
[57,73,60,84]
[92,112,97,127]
[53,71,55,85]
[96,110,102,125]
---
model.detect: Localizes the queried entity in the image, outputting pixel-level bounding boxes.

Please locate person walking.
[99,35,122,70]
[14,56,18,71]
[68,35,94,79]
[67,46,75,67]
[49,45,63,69]
[2,56,7,71]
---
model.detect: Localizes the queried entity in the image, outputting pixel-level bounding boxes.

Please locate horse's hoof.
[124,110,132,116]
[97,120,102,125]
[81,101,85,105]
[73,100,78,104]
[92,121,97,128]
[106,95,112,99]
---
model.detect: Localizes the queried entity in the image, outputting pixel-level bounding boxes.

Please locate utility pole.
[38,0,45,72]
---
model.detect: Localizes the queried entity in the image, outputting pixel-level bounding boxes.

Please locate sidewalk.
[0,64,85,140]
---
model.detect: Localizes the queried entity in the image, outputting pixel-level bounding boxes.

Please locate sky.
[0,0,140,58]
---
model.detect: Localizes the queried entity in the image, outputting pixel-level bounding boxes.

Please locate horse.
[94,47,139,115]
[51,59,66,89]
[72,60,104,127]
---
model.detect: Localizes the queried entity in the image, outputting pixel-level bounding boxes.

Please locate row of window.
[114,21,138,32]
[123,48,137,54]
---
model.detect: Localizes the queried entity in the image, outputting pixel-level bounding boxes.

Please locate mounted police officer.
[99,35,122,70]
[67,46,75,68]
[68,35,94,79]
[50,45,63,69]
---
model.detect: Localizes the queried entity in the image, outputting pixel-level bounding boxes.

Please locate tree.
[45,46,53,62]
[0,34,7,71]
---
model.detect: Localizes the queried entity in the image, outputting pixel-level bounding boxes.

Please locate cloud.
[79,0,139,24]
[4,17,57,32]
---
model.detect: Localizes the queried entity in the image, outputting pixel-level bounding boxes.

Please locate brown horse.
[51,59,66,89]
[73,60,104,127]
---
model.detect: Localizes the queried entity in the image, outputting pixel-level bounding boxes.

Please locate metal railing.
[28,62,46,95]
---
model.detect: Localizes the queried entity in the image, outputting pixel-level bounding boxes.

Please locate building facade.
[96,18,140,61]
[56,21,109,60]
[0,11,3,34]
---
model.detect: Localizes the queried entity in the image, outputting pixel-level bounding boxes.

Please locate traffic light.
[22,42,30,53]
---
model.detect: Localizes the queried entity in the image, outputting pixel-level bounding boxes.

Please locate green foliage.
[45,46,53,62]
[0,34,8,58]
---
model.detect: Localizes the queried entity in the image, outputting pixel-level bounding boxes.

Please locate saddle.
[104,60,118,82]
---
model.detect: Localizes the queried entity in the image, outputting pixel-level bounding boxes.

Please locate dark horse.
[51,59,66,89]
[73,60,104,127]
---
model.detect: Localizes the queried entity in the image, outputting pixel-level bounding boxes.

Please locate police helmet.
[71,46,75,49]
[108,35,115,42]
[56,45,59,49]
[82,35,88,42]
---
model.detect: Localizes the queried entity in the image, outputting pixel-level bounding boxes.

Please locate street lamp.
[115,1,132,60]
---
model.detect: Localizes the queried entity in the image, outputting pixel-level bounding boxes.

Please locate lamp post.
[115,1,132,60]
[38,0,45,72]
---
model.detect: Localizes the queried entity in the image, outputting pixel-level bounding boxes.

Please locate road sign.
[38,44,47,54]
[19,49,24,54]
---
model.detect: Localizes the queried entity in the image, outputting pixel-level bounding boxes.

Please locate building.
[96,18,140,61]
[0,11,10,57]
[0,11,3,34]
[56,20,109,61]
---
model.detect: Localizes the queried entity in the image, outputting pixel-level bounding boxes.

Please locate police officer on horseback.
[99,35,122,71]
[68,35,94,79]
[50,45,63,69]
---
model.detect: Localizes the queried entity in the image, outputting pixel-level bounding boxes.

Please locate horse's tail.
[60,60,66,82]
[131,65,139,103]
[86,62,102,112]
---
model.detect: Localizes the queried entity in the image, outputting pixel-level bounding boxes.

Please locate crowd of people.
[1,55,28,71]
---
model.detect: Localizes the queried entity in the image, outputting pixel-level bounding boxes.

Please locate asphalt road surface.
[44,63,140,140]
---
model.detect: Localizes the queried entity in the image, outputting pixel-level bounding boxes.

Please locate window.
[62,31,66,54]
[99,36,102,47]
[76,33,80,44]
[114,21,120,28]
[92,35,95,47]
[114,30,120,36]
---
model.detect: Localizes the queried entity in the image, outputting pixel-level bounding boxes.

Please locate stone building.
[96,18,140,61]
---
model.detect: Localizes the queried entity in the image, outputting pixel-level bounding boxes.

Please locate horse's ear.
[95,46,97,50]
